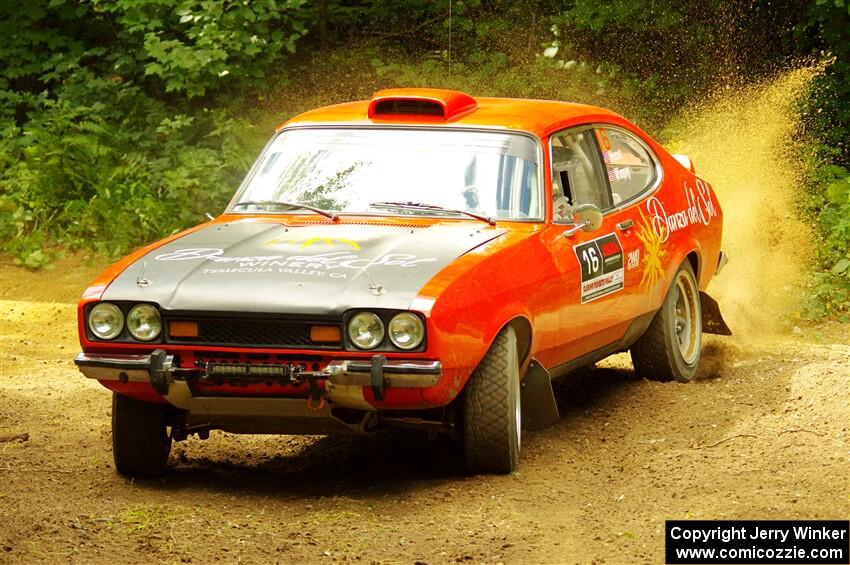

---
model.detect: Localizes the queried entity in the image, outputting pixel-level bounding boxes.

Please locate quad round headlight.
[348,312,384,350]
[127,304,162,342]
[388,312,425,350]
[88,303,124,340]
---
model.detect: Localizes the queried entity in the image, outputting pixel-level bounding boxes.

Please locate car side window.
[551,129,611,221]
[594,128,657,206]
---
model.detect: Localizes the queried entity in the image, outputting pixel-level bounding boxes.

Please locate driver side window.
[551,128,611,222]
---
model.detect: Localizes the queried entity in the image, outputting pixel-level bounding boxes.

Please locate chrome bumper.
[74,352,174,383]
[74,351,442,389]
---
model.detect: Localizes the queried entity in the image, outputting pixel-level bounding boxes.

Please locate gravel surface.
[1,257,847,564]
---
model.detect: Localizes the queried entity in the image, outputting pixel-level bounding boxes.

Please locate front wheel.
[112,393,172,477]
[631,261,702,382]
[463,326,521,474]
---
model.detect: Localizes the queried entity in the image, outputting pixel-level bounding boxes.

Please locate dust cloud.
[667,69,817,335]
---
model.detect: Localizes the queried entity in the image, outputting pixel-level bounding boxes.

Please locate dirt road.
[1,257,847,564]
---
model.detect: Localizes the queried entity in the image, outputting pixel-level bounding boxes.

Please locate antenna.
[448,0,452,75]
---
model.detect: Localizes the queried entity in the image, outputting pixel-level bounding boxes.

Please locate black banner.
[666,520,849,564]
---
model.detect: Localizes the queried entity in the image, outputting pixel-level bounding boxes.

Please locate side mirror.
[564,204,603,237]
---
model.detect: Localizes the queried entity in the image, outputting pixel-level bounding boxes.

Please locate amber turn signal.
[311,325,341,343]
[169,321,199,338]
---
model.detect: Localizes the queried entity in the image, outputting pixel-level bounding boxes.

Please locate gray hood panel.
[102,221,505,316]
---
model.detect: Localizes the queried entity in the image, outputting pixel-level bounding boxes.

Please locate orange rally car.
[75,88,731,476]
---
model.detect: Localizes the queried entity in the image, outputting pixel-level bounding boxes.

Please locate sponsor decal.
[636,179,716,292]
[574,233,625,303]
[627,248,641,271]
[154,248,438,280]
[265,235,361,250]
[601,148,623,165]
[607,167,632,183]
[646,179,718,242]
[635,209,667,292]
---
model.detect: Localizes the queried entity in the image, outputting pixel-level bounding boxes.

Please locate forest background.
[1,0,848,320]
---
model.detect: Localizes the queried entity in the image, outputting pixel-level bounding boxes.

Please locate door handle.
[617,219,634,231]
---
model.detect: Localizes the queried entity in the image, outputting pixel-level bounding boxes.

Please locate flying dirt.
[666,69,816,334]
[1,69,847,564]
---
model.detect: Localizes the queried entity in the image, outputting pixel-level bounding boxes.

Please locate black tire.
[631,261,702,383]
[112,393,172,477]
[463,326,521,474]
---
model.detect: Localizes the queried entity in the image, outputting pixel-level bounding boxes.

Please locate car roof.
[278,88,629,138]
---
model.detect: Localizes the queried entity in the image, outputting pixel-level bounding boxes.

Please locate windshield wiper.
[369,201,496,226]
[231,200,338,221]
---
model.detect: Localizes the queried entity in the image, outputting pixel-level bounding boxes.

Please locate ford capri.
[75,88,730,476]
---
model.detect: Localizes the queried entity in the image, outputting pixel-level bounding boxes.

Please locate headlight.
[88,303,123,340]
[348,312,384,350]
[388,312,425,350]
[126,304,162,342]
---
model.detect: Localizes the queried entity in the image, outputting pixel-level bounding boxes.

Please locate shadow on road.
[552,365,641,421]
[131,365,650,498]
[152,429,467,498]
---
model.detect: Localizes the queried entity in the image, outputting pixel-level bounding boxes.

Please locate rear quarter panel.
[646,146,724,295]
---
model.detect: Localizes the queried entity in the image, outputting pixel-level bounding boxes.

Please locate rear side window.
[595,128,658,206]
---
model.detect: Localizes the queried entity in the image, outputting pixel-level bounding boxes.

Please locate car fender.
[482,309,534,370]
[416,230,549,406]
[420,305,534,407]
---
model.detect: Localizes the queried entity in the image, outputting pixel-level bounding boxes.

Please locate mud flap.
[700,291,733,335]
[520,359,560,431]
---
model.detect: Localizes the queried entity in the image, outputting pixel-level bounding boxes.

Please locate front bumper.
[74,350,442,394]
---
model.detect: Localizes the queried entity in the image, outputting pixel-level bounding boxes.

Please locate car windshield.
[230,128,542,221]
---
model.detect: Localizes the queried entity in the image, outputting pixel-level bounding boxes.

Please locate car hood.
[100,219,507,316]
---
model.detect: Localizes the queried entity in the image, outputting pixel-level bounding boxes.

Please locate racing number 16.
[582,246,601,276]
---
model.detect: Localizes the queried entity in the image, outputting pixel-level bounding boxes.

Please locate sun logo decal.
[635,209,666,293]
[265,236,361,250]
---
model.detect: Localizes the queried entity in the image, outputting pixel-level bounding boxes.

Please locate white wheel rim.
[673,270,700,364]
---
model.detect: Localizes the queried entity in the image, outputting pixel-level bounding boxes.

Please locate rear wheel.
[112,393,172,477]
[463,326,521,474]
[631,261,702,382]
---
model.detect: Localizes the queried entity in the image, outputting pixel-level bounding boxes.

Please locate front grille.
[166,318,342,349]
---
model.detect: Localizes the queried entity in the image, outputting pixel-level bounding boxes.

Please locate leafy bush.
[0,73,259,266]
[794,0,850,319]
[0,0,305,266]
[799,155,850,321]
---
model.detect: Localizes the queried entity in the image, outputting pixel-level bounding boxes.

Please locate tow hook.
[149,349,171,395]
[306,377,326,412]
[370,354,386,400]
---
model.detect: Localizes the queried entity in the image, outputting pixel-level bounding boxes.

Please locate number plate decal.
[573,233,625,303]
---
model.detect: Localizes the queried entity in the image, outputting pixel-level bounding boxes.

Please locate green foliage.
[108,0,308,97]
[0,0,309,100]
[1,0,848,322]
[792,0,850,319]
[0,0,303,266]
[796,0,850,160]
[799,156,850,321]
[0,70,259,266]
[548,0,809,123]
